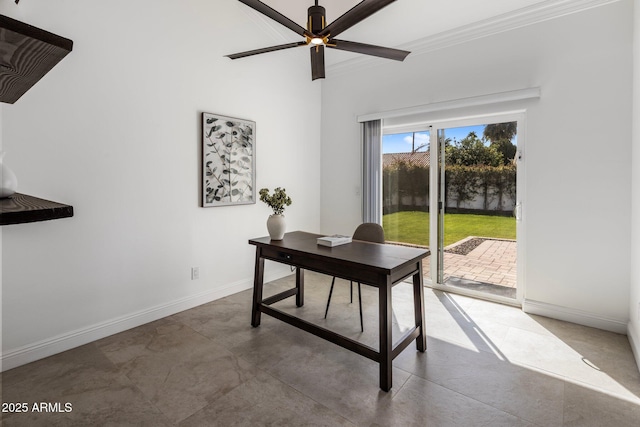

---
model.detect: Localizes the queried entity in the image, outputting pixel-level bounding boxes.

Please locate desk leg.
[251,249,265,327]
[379,280,393,392]
[296,268,304,307]
[413,263,427,352]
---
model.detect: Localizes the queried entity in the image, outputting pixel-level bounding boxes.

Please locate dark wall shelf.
[0,193,73,225]
[0,14,73,104]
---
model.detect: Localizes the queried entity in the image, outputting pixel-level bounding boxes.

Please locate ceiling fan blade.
[226,42,306,60]
[318,0,396,38]
[328,39,409,61]
[237,0,312,38]
[310,45,325,81]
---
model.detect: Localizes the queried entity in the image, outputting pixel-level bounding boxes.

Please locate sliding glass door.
[381,113,524,304]
[434,120,520,302]
[382,129,431,248]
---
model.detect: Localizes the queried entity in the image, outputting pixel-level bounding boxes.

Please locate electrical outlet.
[191,267,200,280]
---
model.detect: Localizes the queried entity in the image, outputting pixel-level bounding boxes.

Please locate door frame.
[426,111,526,305]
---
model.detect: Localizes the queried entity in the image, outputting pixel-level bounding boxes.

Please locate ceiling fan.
[226,0,410,80]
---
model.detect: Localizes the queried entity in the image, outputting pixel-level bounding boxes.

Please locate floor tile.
[95,318,258,423]
[394,339,565,426]
[1,344,172,426]
[180,372,354,427]
[498,326,640,403]
[266,342,411,425]
[368,375,536,427]
[562,381,640,427]
[2,271,639,426]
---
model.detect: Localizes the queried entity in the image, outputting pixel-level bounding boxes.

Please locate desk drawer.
[261,246,297,264]
[259,245,385,286]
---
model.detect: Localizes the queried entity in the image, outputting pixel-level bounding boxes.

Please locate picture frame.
[202,112,256,207]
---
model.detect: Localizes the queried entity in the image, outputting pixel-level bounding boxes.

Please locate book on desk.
[317,234,352,247]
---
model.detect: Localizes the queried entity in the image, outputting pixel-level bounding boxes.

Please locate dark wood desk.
[249,231,429,391]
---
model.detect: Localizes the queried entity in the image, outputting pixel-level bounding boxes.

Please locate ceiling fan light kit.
[226,0,410,81]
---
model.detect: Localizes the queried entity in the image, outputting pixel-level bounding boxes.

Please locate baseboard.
[1,266,292,372]
[522,299,628,334]
[628,321,640,373]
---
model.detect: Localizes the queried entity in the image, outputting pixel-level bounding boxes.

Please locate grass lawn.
[383,211,516,247]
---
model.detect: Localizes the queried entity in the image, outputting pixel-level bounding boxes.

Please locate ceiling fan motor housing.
[308,5,326,34]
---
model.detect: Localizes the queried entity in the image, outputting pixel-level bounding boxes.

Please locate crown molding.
[328,0,622,76]
[356,87,540,122]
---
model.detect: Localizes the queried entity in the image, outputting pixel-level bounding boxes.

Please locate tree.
[484,122,517,165]
[490,139,517,165]
[483,122,517,142]
[445,132,504,167]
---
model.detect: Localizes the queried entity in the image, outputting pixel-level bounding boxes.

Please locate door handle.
[514,202,522,221]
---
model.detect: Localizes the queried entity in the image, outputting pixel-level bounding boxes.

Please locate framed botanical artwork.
[202,113,256,207]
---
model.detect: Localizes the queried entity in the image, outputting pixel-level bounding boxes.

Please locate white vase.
[266,214,286,240]
[0,151,18,199]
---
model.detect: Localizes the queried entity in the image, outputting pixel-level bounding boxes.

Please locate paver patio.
[400,238,517,297]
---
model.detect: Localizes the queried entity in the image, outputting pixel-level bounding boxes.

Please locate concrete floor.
[2,271,639,426]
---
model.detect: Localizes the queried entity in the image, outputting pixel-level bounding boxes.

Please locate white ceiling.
[244,0,552,65]
[261,0,549,45]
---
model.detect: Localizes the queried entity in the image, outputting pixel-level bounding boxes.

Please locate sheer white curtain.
[362,119,382,224]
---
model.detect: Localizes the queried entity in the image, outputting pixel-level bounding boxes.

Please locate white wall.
[629,0,640,366]
[321,1,633,330]
[1,0,321,369]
